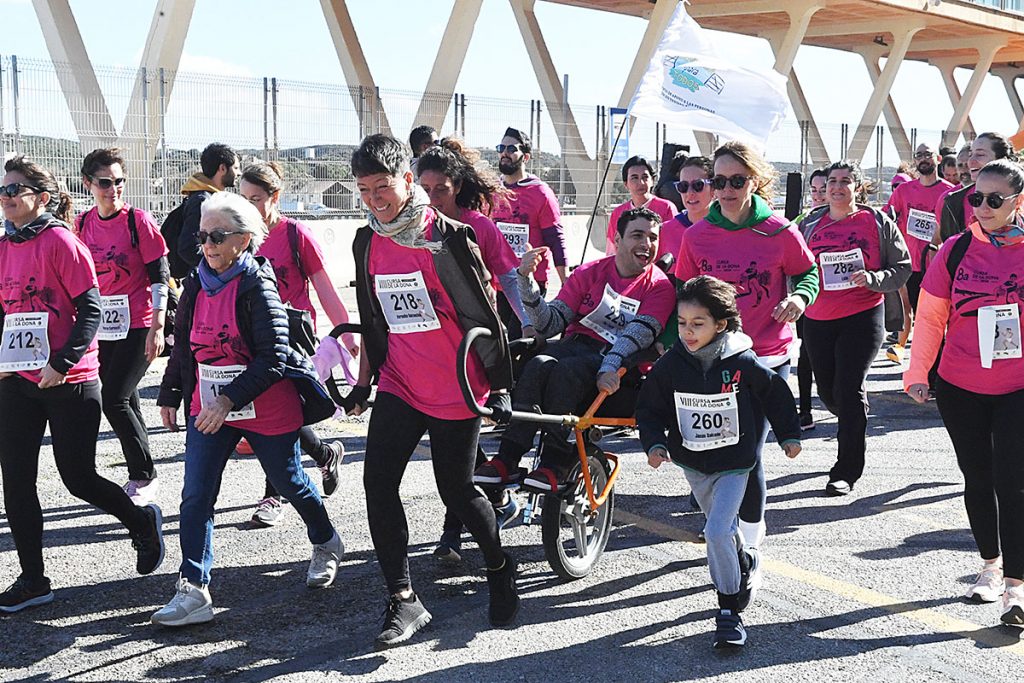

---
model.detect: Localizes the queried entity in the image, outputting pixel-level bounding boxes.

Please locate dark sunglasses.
[711,174,753,190]
[495,144,522,154]
[967,191,1020,209]
[674,179,709,194]
[197,229,245,245]
[0,182,44,198]
[91,176,126,190]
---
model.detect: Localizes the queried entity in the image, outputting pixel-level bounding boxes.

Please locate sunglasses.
[673,179,708,194]
[197,229,245,245]
[1,182,44,198]
[967,191,1021,209]
[91,176,126,190]
[711,174,753,190]
[495,144,522,154]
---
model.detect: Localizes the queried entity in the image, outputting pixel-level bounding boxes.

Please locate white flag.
[628,3,789,149]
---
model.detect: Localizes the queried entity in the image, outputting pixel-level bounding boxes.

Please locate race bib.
[907,208,937,242]
[819,248,865,291]
[675,391,740,451]
[0,312,51,372]
[580,283,640,344]
[198,364,256,420]
[496,222,530,257]
[978,303,1022,369]
[374,271,441,334]
[97,295,131,341]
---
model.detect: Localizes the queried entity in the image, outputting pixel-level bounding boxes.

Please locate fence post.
[159,68,168,216]
[141,67,151,211]
[876,124,885,201]
[263,77,269,157]
[459,93,466,138]
[535,99,542,158]
[0,56,6,156]
[11,54,20,153]
[271,77,279,158]
[374,86,383,135]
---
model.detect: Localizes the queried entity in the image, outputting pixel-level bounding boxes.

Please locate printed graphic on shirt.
[951,268,1023,312]
[0,312,50,371]
[190,322,248,363]
[92,243,132,286]
[2,277,62,319]
[675,391,740,451]
[374,271,441,334]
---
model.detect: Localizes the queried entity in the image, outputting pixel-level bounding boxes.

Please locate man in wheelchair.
[474,206,676,492]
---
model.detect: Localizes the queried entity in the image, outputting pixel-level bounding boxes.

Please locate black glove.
[485,392,513,425]
[340,384,371,415]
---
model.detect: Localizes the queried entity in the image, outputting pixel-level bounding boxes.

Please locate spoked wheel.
[541,449,615,580]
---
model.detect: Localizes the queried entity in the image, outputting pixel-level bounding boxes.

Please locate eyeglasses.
[913,151,934,160]
[711,174,753,190]
[197,229,245,245]
[967,191,1021,209]
[495,144,522,154]
[673,179,708,194]
[0,182,44,198]
[90,176,126,190]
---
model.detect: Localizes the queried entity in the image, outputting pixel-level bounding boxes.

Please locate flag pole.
[579,114,629,266]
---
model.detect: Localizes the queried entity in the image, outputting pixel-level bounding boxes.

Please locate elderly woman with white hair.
[152,191,342,627]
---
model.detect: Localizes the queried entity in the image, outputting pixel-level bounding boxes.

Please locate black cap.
[503,127,532,153]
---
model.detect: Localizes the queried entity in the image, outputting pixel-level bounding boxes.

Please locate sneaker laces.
[310,539,337,574]
[165,578,195,609]
[255,497,281,513]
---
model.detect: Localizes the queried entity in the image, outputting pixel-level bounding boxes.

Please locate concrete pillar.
[766,23,830,167]
[943,41,1006,148]
[993,68,1024,132]
[771,0,823,76]
[413,0,483,132]
[931,59,976,140]
[320,0,391,136]
[858,47,913,162]
[617,0,676,110]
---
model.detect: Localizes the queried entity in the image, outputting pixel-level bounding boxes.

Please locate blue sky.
[2,0,1020,161]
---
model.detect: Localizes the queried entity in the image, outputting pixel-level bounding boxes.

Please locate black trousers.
[803,304,885,485]
[0,377,149,582]
[364,391,503,594]
[936,378,1024,580]
[795,316,814,417]
[906,270,924,314]
[98,328,156,481]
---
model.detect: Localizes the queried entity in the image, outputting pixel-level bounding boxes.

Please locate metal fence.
[1,54,959,219]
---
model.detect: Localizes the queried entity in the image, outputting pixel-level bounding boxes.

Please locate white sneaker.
[250,497,286,527]
[1001,583,1024,626]
[151,577,213,626]
[965,564,1004,603]
[307,532,344,588]
[123,479,160,507]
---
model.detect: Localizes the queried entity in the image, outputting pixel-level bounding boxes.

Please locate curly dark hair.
[677,275,742,332]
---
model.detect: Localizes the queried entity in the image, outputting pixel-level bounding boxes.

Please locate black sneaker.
[376,592,432,647]
[799,413,815,431]
[131,504,165,575]
[713,609,747,648]
[737,550,753,612]
[319,441,344,498]
[0,577,54,613]
[825,480,852,497]
[433,530,462,562]
[486,552,520,627]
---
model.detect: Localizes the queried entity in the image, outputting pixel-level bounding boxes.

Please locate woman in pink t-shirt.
[238,161,356,526]
[76,147,170,507]
[604,156,677,256]
[905,159,1024,626]
[799,161,910,496]
[0,156,163,614]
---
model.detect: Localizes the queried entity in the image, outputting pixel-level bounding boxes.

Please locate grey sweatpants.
[685,467,749,595]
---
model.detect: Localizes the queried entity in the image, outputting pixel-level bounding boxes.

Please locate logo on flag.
[668,57,725,95]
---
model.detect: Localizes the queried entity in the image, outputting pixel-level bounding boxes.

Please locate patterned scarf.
[3,212,58,243]
[983,214,1024,248]
[366,184,441,252]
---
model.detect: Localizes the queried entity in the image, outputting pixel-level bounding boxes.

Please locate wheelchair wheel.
[541,449,615,580]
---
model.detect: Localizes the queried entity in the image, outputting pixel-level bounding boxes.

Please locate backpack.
[161,198,191,279]
[75,206,138,248]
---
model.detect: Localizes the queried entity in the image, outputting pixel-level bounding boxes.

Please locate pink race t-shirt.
[675,214,815,360]
[257,218,327,330]
[369,219,489,420]
[560,256,676,345]
[492,175,562,283]
[922,228,1024,395]
[604,196,678,256]
[77,205,168,329]
[885,178,953,270]
[658,212,693,261]
[803,210,883,321]
[459,209,519,290]
[0,226,100,384]
[188,277,303,435]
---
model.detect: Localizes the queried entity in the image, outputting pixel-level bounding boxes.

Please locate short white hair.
[200,191,268,252]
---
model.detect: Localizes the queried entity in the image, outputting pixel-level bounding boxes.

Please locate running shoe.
[799,414,815,431]
[825,480,852,497]
[522,466,568,494]
[494,493,521,530]
[123,478,160,507]
[965,564,1004,603]
[486,552,520,626]
[319,441,344,498]
[151,577,214,627]
[0,577,54,613]
[472,459,521,487]
[307,531,344,588]
[886,331,899,344]
[737,548,762,612]
[433,530,462,562]
[1002,584,1024,627]
[885,343,905,365]
[235,438,254,455]
[251,497,287,527]
[713,609,747,648]
[376,592,432,647]
[131,504,165,575]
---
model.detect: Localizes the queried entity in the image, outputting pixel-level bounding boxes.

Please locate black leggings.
[442,448,506,534]
[98,329,156,481]
[803,304,885,485]
[936,378,1024,580]
[906,270,924,313]
[795,316,814,417]
[364,391,503,594]
[0,377,149,582]
[263,426,333,499]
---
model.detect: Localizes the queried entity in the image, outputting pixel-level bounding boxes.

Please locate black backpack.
[162,198,191,279]
[75,206,138,248]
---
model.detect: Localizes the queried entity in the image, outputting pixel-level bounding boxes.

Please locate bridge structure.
[19,0,1024,210]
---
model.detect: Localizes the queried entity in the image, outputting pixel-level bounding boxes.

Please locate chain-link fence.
[1,54,962,220]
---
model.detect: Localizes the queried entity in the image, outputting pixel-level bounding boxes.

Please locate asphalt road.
[1,348,1020,682]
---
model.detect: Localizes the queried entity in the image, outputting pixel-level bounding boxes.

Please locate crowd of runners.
[1,122,1022,651]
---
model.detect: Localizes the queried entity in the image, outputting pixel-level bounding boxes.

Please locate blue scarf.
[198,250,258,296]
[4,213,57,243]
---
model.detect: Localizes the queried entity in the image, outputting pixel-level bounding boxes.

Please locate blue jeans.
[179,419,335,585]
